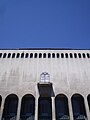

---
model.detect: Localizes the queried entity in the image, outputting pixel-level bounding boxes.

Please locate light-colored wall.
[0,49,90,120]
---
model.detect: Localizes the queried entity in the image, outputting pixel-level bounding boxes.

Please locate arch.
[30,53,33,58]
[21,53,24,58]
[16,53,20,58]
[55,94,69,120]
[7,53,11,58]
[65,53,68,58]
[12,53,15,58]
[48,53,51,58]
[38,97,52,120]
[78,53,81,58]
[43,53,46,58]
[0,95,2,108]
[0,53,2,58]
[61,53,64,58]
[87,94,90,111]
[71,94,87,120]
[20,94,35,120]
[34,53,38,58]
[56,53,59,58]
[2,94,18,120]
[87,53,90,58]
[52,53,55,58]
[70,53,73,58]
[25,53,29,58]
[39,53,42,58]
[82,53,86,58]
[74,53,77,58]
[3,53,7,58]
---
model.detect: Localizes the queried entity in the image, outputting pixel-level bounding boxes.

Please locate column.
[0,97,5,120]
[68,97,74,120]
[52,97,56,120]
[84,97,90,120]
[16,97,21,120]
[35,85,38,120]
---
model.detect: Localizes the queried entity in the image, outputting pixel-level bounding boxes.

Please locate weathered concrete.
[0,49,90,120]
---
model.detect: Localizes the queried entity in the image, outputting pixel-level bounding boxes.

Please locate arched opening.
[2,94,18,120]
[52,53,55,58]
[71,94,87,120]
[16,53,20,58]
[70,53,73,58]
[39,53,42,58]
[48,53,51,58]
[30,53,33,58]
[34,53,37,58]
[82,53,86,58]
[56,53,59,58]
[38,97,52,120]
[3,53,7,58]
[7,53,11,58]
[87,53,90,58]
[61,53,64,58]
[20,94,35,120]
[25,53,29,58]
[43,53,46,58]
[55,94,69,120]
[0,53,2,58]
[12,53,15,58]
[65,53,68,58]
[78,53,81,58]
[0,95,2,109]
[87,94,90,111]
[21,53,24,58]
[74,53,77,58]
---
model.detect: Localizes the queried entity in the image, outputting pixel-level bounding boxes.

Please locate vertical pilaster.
[52,97,56,120]
[68,97,74,120]
[16,97,21,120]
[84,97,90,120]
[0,97,5,120]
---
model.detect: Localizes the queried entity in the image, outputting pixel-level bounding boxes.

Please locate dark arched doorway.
[38,97,52,120]
[2,94,18,120]
[55,94,69,120]
[71,94,87,120]
[20,94,35,120]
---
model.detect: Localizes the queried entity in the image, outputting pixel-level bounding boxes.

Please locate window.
[43,53,46,58]
[39,53,42,58]
[48,53,51,58]
[34,53,37,58]
[65,53,68,58]
[7,53,11,58]
[52,53,55,58]
[74,53,77,58]
[20,94,35,120]
[30,53,33,58]
[12,53,15,58]
[21,53,24,58]
[2,94,18,120]
[87,53,90,58]
[55,94,69,120]
[40,72,50,83]
[70,53,73,58]
[0,53,2,58]
[78,53,81,58]
[71,94,87,120]
[61,53,64,58]
[38,97,52,120]
[56,53,59,58]
[82,53,86,58]
[16,53,20,58]
[25,53,29,58]
[3,53,7,58]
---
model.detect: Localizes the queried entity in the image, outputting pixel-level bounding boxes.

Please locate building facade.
[0,49,90,120]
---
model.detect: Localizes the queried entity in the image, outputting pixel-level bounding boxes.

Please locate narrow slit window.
[30,53,33,58]
[34,53,37,58]
[3,53,7,58]
[0,53,2,58]
[25,53,29,58]
[21,53,24,58]
[48,53,51,58]
[39,53,42,58]
[12,53,15,58]
[43,53,46,58]
[16,53,20,58]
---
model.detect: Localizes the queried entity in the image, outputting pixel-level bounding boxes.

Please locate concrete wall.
[0,49,90,120]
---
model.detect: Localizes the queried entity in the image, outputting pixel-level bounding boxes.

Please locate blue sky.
[0,0,90,49]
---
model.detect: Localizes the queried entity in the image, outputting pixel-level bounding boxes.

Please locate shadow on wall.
[37,83,55,97]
